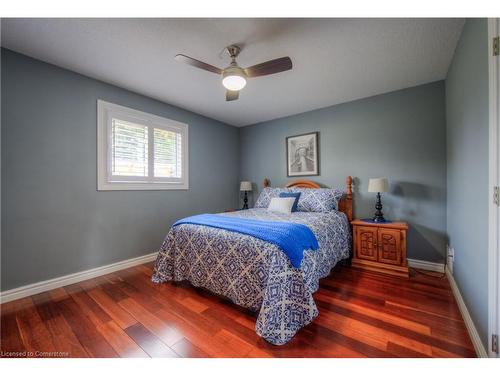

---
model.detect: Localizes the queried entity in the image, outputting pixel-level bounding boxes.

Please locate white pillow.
[267,197,296,215]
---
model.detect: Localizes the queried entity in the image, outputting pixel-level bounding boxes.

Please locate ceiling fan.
[175,45,292,101]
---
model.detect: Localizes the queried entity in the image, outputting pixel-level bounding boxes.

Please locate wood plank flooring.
[0,263,476,358]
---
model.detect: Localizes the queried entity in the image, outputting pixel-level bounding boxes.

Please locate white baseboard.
[407,258,445,273]
[446,267,488,358]
[0,252,158,304]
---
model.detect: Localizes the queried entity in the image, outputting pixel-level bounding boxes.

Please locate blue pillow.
[279,192,301,212]
[289,188,343,212]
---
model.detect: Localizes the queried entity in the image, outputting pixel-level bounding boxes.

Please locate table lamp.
[368,177,389,222]
[240,181,252,209]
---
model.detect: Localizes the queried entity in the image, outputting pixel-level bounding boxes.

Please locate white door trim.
[488,17,500,358]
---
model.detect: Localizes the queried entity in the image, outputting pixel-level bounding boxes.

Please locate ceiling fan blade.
[175,54,223,75]
[244,57,292,78]
[226,90,239,101]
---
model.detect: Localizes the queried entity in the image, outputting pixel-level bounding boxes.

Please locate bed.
[152,177,353,345]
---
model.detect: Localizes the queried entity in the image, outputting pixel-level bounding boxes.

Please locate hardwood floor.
[0,263,476,358]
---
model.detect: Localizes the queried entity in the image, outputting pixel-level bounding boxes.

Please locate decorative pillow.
[290,188,344,212]
[267,197,295,215]
[254,187,290,208]
[279,192,301,212]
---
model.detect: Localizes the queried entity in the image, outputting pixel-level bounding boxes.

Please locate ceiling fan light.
[222,74,247,91]
[222,65,247,91]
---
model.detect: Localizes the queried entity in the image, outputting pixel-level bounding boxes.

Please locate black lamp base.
[372,192,386,222]
[242,191,249,210]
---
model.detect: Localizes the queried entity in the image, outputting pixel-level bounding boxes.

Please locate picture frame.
[286,132,319,177]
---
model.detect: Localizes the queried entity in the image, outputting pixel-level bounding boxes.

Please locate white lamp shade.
[240,181,252,191]
[368,178,389,193]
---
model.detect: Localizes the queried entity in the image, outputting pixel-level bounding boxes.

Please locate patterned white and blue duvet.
[152,208,351,345]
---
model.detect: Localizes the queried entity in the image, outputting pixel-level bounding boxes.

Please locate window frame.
[97,100,189,191]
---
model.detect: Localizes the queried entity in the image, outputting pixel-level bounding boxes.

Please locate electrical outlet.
[447,245,454,274]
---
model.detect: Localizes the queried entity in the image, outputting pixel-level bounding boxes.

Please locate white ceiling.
[1,18,464,127]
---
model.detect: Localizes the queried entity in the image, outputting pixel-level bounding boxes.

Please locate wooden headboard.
[263,176,353,221]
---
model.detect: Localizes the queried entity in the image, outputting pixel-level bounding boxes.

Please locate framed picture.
[286,132,319,177]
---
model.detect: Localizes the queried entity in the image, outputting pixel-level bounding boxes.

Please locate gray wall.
[1,49,240,291]
[240,81,447,263]
[446,19,489,347]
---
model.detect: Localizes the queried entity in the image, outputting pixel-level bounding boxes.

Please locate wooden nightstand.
[351,219,409,278]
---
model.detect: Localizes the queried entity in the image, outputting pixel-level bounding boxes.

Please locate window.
[97,100,189,190]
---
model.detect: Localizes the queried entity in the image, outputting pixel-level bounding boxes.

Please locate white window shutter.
[111,119,149,177]
[97,100,189,190]
[154,128,182,178]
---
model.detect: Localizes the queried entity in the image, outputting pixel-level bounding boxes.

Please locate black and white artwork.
[286,132,319,177]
